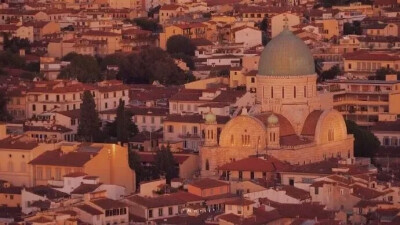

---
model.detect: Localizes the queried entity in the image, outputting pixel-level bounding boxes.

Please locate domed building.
[200,29,354,177]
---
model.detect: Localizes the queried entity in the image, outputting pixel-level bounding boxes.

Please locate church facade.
[200,29,354,177]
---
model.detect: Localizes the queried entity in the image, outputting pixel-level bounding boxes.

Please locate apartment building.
[0,125,59,187]
[29,143,136,193]
[324,78,400,126]
[343,51,400,76]
[25,80,129,118]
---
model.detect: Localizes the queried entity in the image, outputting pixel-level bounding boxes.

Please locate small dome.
[267,114,279,125]
[205,112,216,124]
[258,29,315,76]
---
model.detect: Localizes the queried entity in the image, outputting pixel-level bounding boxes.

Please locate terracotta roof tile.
[219,156,290,172]
[29,149,97,167]
[127,192,203,208]
[71,183,101,195]
[301,110,323,136]
[75,204,103,215]
[189,178,228,189]
[91,198,127,210]
[0,136,38,150]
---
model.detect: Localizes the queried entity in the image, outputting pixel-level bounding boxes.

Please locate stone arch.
[314,109,348,145]
[219,115,267,148]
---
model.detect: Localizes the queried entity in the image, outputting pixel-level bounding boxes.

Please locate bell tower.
[203,112,218,147]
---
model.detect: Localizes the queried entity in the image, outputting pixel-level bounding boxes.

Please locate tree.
[343,22,354,35]
[155,145,178,183]
[118,47,190,85]
[132,18,161,32]
[0,51,25,68]
[166,35,196,56]
[0,90,12,122]
[370,68,400,80]
[258,17,269,32]
[319,65,341,81]
[105,100,138,143]
[77,91,102,142]
[128,148,144,187]
[346,120,380,158]
[116,99,138,144]
[3,35,31,54]
[171,52,195,70]
[58,54,101,83]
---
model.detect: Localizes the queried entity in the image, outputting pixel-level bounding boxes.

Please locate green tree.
[61,52,80,61]
[155,145,178,183]
[0,90,12,122]
[343,22,354,35]
[116,99,138,144]
[346,120,380,158]
[132,18,161,32]
[118,47,190,85]
[3,35,31,54]
[166,35,196,56]
[0,51,25,68]
[370,68,400,80]
[171,52,195,70]
[319,65,341,81]
[105,100,138,143]
[128,149,144,187]
[58,54,101,83]
[77,91,102,142]
[258,17,269,32]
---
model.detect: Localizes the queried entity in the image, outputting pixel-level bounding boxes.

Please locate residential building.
[29,143,136,193]
[325,78,400,125]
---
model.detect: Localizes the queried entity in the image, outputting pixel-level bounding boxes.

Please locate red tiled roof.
[219,156,290,172]
[29,149,97,167]
[64,172,87,178]
[75,204,103,215]
[351,184,390,200]
[71,183,101,195]
[343,51,400,61]
[259,199,333,220]
[254,113,296,137]
[301,110,323,136]
[127,192,203,208]
[189,178,228,189]
[82,30,121,37]
[0,136,38,150]
[91,198,127,210]
[279,185,311,201]
[56,109,81,119]
[225,198,254,206]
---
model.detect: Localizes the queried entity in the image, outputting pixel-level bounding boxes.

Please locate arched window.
[328,129,334,141]
[242,135,250,146]
[304,86,307,97]
[271,86,274,98]
[205,159,210,171]
[230,135,234,145]
[294,86,297,98]
[282,86,285,98]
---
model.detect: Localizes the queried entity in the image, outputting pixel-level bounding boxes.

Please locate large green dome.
[258,29,315,76]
